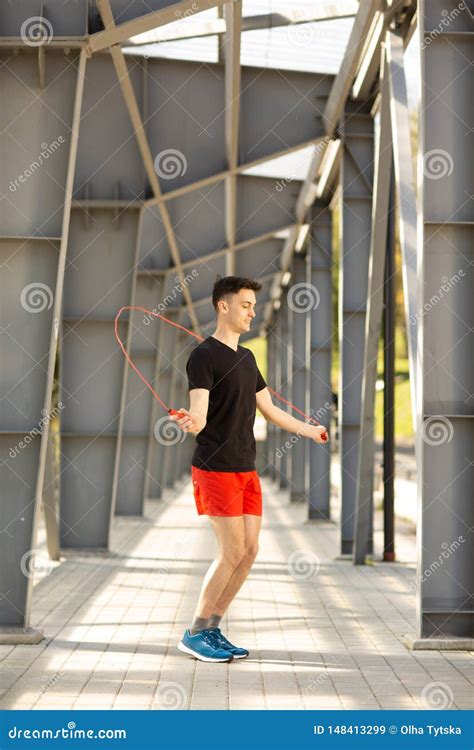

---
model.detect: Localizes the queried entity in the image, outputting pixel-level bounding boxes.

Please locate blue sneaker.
[208,627,249,659]
[178,628,234,662]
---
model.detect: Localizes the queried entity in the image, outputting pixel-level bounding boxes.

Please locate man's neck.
[210,326,240,351]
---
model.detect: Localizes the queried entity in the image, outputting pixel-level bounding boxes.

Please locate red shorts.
[191,467,263,517]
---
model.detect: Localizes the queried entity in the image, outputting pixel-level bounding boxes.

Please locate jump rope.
[114,306,328,442]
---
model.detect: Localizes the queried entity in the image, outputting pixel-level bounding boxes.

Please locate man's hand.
[310,425,329,443]
[169,408,206,434]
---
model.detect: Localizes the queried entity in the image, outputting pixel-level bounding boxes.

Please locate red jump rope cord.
[114,306,328,441]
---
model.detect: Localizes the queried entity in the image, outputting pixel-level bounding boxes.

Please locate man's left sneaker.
[208,627,249,659]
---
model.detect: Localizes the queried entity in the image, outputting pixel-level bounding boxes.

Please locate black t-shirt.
[186,336,267,471]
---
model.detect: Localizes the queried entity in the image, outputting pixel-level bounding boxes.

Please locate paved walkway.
[0,477,472,710]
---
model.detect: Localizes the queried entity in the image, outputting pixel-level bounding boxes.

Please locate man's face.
[218,288,257,333]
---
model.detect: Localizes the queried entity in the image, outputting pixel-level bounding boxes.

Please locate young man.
[170,276,328,663]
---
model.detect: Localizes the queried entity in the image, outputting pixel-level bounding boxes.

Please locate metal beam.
[353,54,392,563]
[110,208,150,519]
[322,0,381,135]
[144,136,327,209]
[144,309,178,499]
[288,252,310,503]
[413,0,473,643]
[386,31,418,432]
[278,297,291,489]
[338,107,374,556]
[0,52,86,643]
[175,224,294,273]
[89,0,229,54]
[126,4,359,45]
[224,0,242,276]
[266,324,277,480]
[308,204,333,520]
[264,0,383,326]
[351,8,384,101]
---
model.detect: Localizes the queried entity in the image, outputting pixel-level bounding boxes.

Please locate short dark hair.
[212,275,262,312]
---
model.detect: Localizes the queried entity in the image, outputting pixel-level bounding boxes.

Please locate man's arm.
[169,388,209,435]
[256,387,328,443]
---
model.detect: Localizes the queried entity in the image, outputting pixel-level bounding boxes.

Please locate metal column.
[266,325,277,480]
[273,308,283,479]
[159,314,184,489]
[383,169,396,564]
[288,252,310,503]
[308,204,333,520]
[339,107,374,554]
[278,299,291,489]
[415,1,473,641]
[145,309,179,499]
[353,63,392,563]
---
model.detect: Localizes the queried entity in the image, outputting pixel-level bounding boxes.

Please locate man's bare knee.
[244,542,259,562]
[222,543,246,568]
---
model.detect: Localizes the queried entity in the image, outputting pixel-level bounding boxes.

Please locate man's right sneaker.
[178,628,234,662]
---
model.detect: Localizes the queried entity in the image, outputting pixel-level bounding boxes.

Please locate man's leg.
[209,513,262,617]
[191,515,246,624]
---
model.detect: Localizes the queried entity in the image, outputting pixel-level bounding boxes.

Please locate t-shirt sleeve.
[256,366,267,393]
[186,347,214,391]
